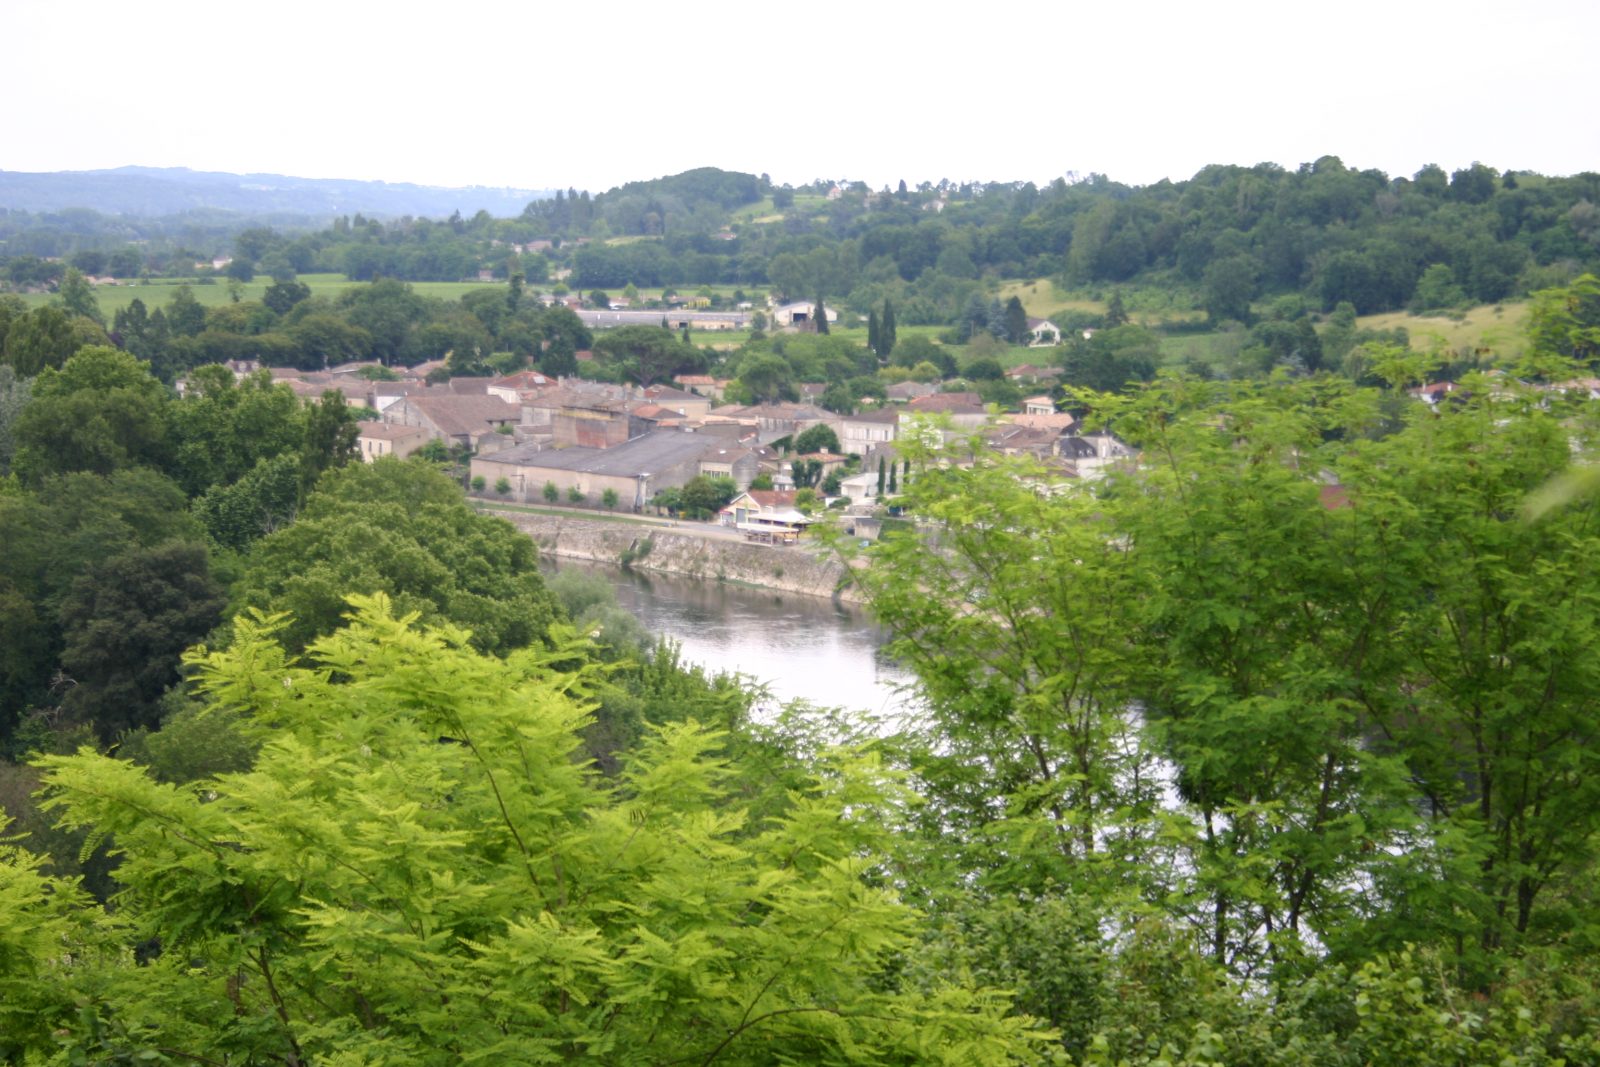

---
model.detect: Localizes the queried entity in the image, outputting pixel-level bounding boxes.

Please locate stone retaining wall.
[497,512,862,603]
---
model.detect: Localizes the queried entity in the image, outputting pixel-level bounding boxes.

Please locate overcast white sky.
[6,0,1596,195]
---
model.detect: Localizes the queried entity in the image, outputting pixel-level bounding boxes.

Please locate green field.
[1355,302,1530,360]
[16,273,514,318]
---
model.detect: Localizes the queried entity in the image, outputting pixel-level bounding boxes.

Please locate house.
[838,470,884,504]
[885,381,937,404]
[719,490,814,544]
[770,302,839,328]
[708,403,835,445]
[643,383,711,419]
[1062,431,1137,480]
[487,370,553,403]
[698,445,761,490]
[357,423,430,463]
[840,408,900,452]
[469,430,721,509]
[1022,395,1056,416]
[902,392,990,431]
[1407,381,1458,406]
[673,374,731,402]
[383,395,522,448]
[1025,318,1061,347]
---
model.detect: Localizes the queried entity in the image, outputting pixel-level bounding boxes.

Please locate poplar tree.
[880,299,897,357]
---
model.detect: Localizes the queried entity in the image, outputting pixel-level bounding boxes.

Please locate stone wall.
[498,512,863,603]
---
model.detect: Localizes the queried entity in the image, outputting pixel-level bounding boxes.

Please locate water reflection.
[543,559,919,719]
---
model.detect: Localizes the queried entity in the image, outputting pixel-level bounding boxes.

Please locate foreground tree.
[24,595,1046,1064]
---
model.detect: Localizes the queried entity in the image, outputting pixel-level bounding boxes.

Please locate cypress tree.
[1004,295,1028,344]
[881,300,897,357]
[877,457,886,496]
[867,309,880,356]
[815,293,829,335]
[888,461,897,494]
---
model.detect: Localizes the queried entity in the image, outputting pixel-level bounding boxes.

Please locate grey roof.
[476,430,715,477]
[576,309,751,329]
[397,395,520,437]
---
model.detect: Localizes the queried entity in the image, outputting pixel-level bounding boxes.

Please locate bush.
[494,477,511,496]
[543,482,559,503]
[471,475,486,491]
[567,486,585,504]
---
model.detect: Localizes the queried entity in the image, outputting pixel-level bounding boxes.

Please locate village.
[194,335,1140,549]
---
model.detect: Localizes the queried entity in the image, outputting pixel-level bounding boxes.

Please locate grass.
[1355,302,1529,361]
[17,272,512,317]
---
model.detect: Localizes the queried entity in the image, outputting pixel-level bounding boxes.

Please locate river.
[542,558,921,721]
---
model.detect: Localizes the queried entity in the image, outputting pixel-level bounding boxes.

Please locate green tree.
[13,346,171,483]
[793,422,841,455]
[232,459,559,655]
[24,595,1045,1064]
[1003,296,1028,344]
[55,541,225,739]
[2,305,83,377]
[55,268,104,326]
[601,487,619,510]
[0,366,31,476]
[543,480,559,503]
[880,299,897,358]
[297,390,360,504]
[815,292,829,335]
[679,474,737,517]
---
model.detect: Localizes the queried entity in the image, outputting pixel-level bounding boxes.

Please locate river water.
[542,558,921,720]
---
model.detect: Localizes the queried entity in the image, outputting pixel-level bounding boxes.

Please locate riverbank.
[487,507,864,604]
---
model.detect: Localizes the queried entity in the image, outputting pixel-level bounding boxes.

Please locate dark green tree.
[815,293,829,335]
[56,541,225,740]
[1004,296,1028,344]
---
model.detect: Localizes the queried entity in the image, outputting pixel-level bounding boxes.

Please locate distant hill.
[0,167,552,219]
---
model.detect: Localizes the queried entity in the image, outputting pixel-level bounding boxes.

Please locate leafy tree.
[543,480,559,503]
[0,366,31,476]
[601,487,619,510]
[193,452,301,553]
[591,325,700,387]
[793,422,840,455]
[55,268,103,326]
[232,459,559,655]
[736,351,794,403]
[25,596,1045,1064]
[13,346,170,483]
[296,390,360,504]
[167,367,304,497]
[2,305,84,377]
[679,474,737,517]
[55,541,225,739]
[566,485,584,504]
[262,278,312,315]
[164,284,208,338]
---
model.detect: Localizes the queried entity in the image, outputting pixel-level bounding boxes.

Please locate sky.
[6,0,1596,196]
